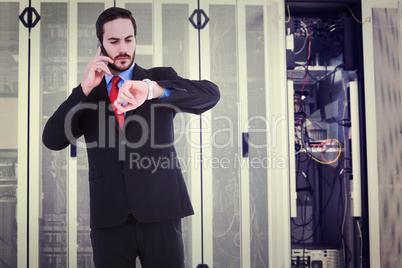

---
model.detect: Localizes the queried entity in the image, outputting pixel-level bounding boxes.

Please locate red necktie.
[109,76,124,130]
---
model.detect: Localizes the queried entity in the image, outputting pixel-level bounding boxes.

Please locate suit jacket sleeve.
[42,85,87,151]
[150,67,220,114]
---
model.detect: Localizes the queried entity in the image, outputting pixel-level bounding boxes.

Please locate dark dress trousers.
[42,65,220,229]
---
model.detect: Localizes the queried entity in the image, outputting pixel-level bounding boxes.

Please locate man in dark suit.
[42,7,219,268]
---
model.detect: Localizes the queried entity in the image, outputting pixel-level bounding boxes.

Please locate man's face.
[102,18,136,74]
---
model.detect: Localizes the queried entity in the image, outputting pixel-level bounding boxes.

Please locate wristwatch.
[142,79,153,100]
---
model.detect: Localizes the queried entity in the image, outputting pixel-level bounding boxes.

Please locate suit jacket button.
[121,141,126,145]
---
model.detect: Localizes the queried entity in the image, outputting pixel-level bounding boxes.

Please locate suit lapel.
[131,64,148,81]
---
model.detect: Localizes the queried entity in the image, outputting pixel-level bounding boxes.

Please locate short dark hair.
[96,7,137,42]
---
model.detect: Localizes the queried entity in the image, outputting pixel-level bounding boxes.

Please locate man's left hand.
[114,80,164,113]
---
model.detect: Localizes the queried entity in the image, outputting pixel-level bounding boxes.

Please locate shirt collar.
[105,62,136,85]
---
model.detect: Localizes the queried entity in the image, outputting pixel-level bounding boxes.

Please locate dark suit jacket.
[42,65,220,228]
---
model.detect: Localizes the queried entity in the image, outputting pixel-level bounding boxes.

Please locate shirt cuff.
[158,88,172,99]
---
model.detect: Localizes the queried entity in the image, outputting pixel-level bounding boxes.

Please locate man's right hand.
[81,46,114,96]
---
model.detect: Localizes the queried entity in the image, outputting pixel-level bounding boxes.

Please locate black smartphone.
[97,40,108,66]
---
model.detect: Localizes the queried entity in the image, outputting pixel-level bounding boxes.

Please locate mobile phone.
[97,40,108,66]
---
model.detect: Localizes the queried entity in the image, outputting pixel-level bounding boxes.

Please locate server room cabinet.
[4,0,290,267]
[181,1,290,267]
[0,1,27,268]
[284,2,373,268]
[286,1,402,268]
